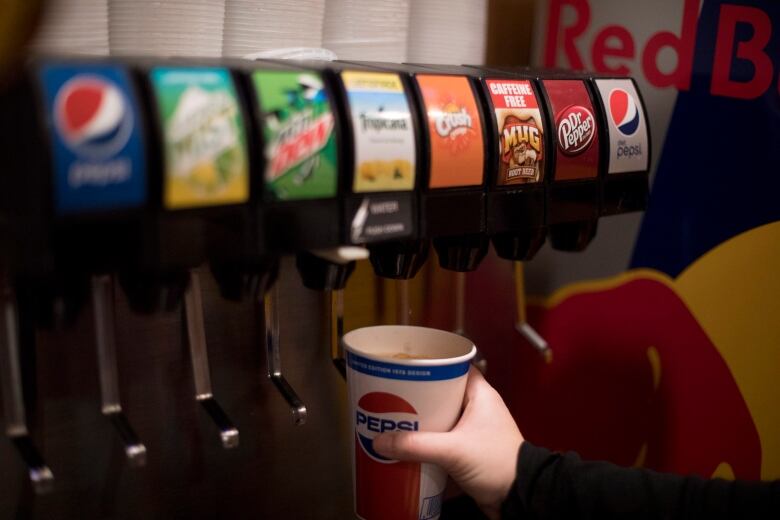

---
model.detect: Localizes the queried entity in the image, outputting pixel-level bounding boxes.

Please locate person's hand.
[373,366,524,520]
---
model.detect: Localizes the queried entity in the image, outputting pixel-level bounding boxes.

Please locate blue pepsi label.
[38,63,146,215]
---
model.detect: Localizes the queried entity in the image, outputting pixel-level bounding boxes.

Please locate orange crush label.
[485,79,545,186]
[416,75,484,189]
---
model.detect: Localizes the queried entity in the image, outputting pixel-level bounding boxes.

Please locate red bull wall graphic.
[454,0,780,482]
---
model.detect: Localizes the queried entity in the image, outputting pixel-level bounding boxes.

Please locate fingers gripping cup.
[344,326,476,520]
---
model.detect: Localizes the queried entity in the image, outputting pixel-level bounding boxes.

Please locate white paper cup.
[344,325,476,520]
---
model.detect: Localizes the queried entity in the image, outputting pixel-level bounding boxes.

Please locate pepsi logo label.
[556,105,595,156]
[608,88,640,136]
[54,75,133,160]
[39,64,146,214]
[355,392,419,463]
[594,79,649,175]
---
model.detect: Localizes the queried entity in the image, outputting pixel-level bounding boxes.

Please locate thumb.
[373,431,456,468]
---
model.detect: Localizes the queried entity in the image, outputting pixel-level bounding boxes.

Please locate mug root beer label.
[486,79,545,186]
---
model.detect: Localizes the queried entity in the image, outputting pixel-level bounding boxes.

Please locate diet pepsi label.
[594,79,649,174]
[38,64,146,215]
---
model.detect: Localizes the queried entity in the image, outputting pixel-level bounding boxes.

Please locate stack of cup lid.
[108,0,224,57]
[407,0,488,65]
[322,0,411,62]
[222,0,326,58]
[28,0,109,56]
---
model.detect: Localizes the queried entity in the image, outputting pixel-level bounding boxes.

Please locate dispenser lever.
[91,275,146,466]
[330,289,346,379]
[184,270,239,448]
[0,286,54,494]
[513,263,551,362]
[263,285,307,425]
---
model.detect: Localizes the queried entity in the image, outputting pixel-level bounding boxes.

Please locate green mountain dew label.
[150,67,249,209]
[253,71,337,200]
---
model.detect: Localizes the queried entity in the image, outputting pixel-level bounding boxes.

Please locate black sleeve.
[501,442,780,519]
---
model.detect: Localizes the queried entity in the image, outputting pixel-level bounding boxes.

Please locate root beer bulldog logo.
[486,79,545,185]
[502,115,543,182]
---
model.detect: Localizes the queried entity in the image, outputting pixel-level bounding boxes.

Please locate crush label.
[486,79,544,186]
[416,75,484,188]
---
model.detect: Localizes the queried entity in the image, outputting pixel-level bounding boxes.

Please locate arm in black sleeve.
[501,442,780,519]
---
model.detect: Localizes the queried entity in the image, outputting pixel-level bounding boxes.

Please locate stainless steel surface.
[184,271,239,449]
[0,259,353,518]
[91,275,147,467]
[1,283,54,494]
[263,284,307,426]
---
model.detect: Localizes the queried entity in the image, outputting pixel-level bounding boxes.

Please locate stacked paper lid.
[222,0,326,57]
[407,0,488,65]
[322,0,410,62]
[108,0,225,57]
[28,0,109,56]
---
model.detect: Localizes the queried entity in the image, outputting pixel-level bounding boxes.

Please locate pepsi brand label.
[38,64,146,214]
[542,79,600,181]
[347,350,470,520]
[594,79,649,174]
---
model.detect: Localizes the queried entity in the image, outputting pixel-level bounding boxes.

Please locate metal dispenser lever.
[513,263,551,362]
[0,286,54,494]
[263,285,306,426]
[91,275,147,466]
[330,288,346,378]
[184,271,239,448]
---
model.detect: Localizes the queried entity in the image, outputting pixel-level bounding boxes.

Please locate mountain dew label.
[253,71,337,200]
[150,67,249,209]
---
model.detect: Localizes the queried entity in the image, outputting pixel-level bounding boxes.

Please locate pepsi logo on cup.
[556,104,595,156]
[54,76,133,159]
[38,64,146,214]
[355,392,419,462]
[608,88,640,136]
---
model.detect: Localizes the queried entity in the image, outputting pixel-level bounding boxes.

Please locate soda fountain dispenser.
[472,66,552,358]
[329,63,426,326]
[338,61,492,338]
[131,61,247,444]
[0,58,154,479]
[238,58,360,411]
[537,74,602,252]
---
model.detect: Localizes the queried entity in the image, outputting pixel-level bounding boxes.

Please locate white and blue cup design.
[344,325,476,520]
